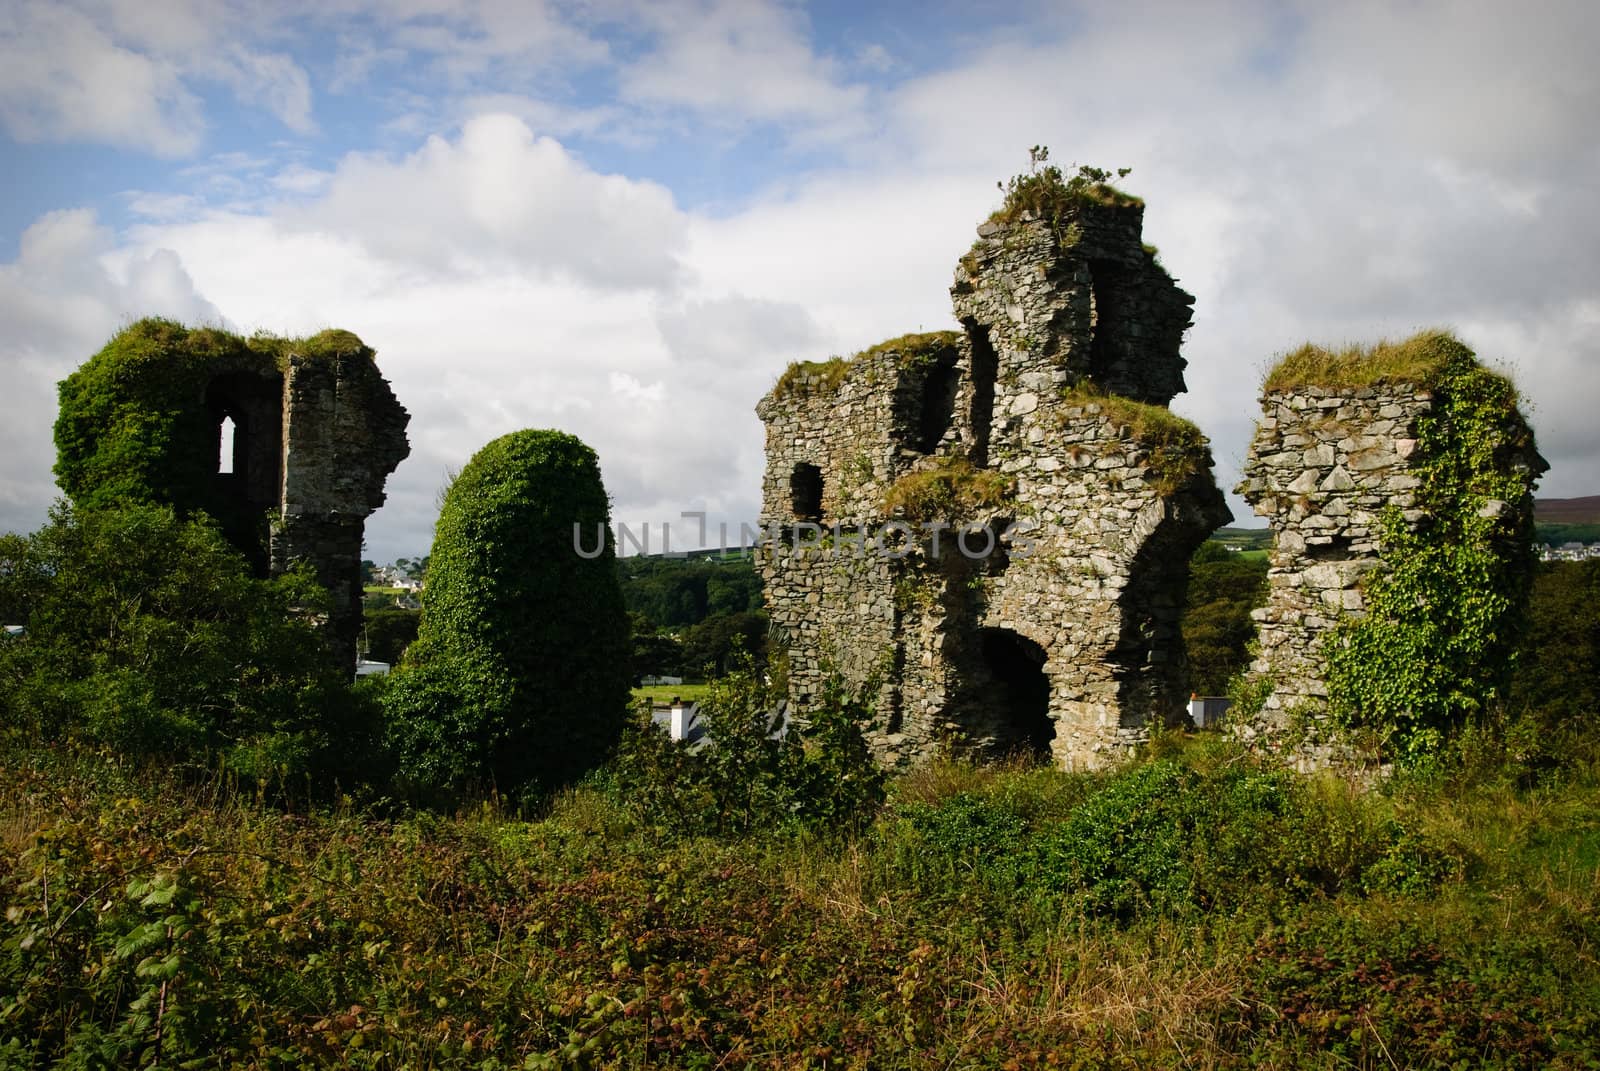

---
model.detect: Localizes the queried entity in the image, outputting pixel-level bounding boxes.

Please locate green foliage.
[3,723,1598,1068]
[1263,328,1460,393]
[990,148,1141,228]
[616,553,762,629]
[1182,542,1269,695]
[611,657,884,838]
[1324,338,1539,764]
[383,429,629,803]
[361,607,419,664]
[1504,560,1600,744]
[52,319,375,564]
[881,455,1013,521]
[0,503,380,786]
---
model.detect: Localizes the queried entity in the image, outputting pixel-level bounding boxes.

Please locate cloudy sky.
[2,0,1596,561]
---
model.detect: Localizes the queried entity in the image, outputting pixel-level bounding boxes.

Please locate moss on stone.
[1263,330,1467,393]
[881,455,1013,521]
[1061,384,1211,494]
[771,330,962,399]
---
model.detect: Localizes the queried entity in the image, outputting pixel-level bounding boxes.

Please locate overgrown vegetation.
[0,503,386,788]
[1262,329,1462,393]
[880,455,1013,521]
[1062,382,1212,493]
[989,147,1142,229]
[770,331,962,400]
[53,318,376,564]
[1319,336,1540,764]
[5,725,1598,1068]
[1184,541,1270,695]
[383,430,630,804]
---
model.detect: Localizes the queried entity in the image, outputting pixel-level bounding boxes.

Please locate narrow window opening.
[790,462,823,523]
[1087,259,1129,383]
[915,347,961,453]
[218,415,237,475]
[965,320,998,465]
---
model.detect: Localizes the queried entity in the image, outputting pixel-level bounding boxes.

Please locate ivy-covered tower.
[1236,331,1545,766]
[54,319,410,671]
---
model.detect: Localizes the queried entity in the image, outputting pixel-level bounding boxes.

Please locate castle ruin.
[1234,334,1545,764]
[56,321,410,671]
[756,186,1231,769]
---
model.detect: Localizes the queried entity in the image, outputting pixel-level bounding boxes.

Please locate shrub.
[383,430,629,803]
[0,502,375,786]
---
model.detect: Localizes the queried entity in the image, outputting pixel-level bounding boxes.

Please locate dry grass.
[1062,383,1211,493]
[1263,329,1471,393]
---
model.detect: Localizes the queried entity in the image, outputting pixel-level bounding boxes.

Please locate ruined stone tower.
[756,180,1230,769]
[55,320,410,671]
[1234,332,1544,765]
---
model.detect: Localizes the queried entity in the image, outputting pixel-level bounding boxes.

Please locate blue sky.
[2,0,1598,561]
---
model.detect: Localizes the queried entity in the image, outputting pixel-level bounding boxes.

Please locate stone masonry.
[756,194,1230,770]
[266,334,411,669]
[1235,374,1543,765]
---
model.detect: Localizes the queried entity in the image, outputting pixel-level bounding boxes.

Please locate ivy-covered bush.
[1322,337,1541,763]
[384,430,629,802]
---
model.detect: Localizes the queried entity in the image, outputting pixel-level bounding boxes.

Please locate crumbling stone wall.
[757,194,1229,770]
[1234,385,1433,761]
[1236,336,1544,766]
[272,336,411,669]
[55,320,409,672]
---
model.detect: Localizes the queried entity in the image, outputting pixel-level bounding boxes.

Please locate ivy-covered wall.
[1236,332,1545,767]
[53,318,411,669]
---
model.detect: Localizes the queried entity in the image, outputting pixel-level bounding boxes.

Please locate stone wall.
[1235,359,1543,766]
[757,194,1229,770]
[1234,386,1432,761]
[271,337,411,669]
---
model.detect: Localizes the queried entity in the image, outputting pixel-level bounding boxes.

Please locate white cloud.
[0,208,222,520]
[616,0,868,129]
[292,114,688,289]
[0,2,205,155]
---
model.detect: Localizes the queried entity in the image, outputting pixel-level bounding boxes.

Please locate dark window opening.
[1087,259,1130,383]
[914,347,961,453]
[790,462,823,523]
[965,320,998,465]
[1305,535,1354,562]
[980,628,1055,755]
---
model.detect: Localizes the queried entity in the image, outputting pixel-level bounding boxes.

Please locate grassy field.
[4,728,1598,1068]
[632,681,712,705]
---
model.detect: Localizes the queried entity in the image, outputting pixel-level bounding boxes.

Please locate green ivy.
[383,429,630,803]
[1324,341,1540,764]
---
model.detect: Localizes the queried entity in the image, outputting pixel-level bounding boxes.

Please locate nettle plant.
[1321,337,1540,765]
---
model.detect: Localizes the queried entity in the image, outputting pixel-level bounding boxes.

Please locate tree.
[0,503,382,784]
[383,430,630,801]
[1182,542,1269,696]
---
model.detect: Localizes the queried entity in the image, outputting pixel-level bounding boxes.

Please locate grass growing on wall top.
[987,152,1143,228]
[1263,329,1466,393]
[771,330,962,399]
[881,455,1013,521]
[1061,383,1211,493]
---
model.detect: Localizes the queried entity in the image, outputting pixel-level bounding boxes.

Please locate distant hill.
[1536,497,1600,524]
